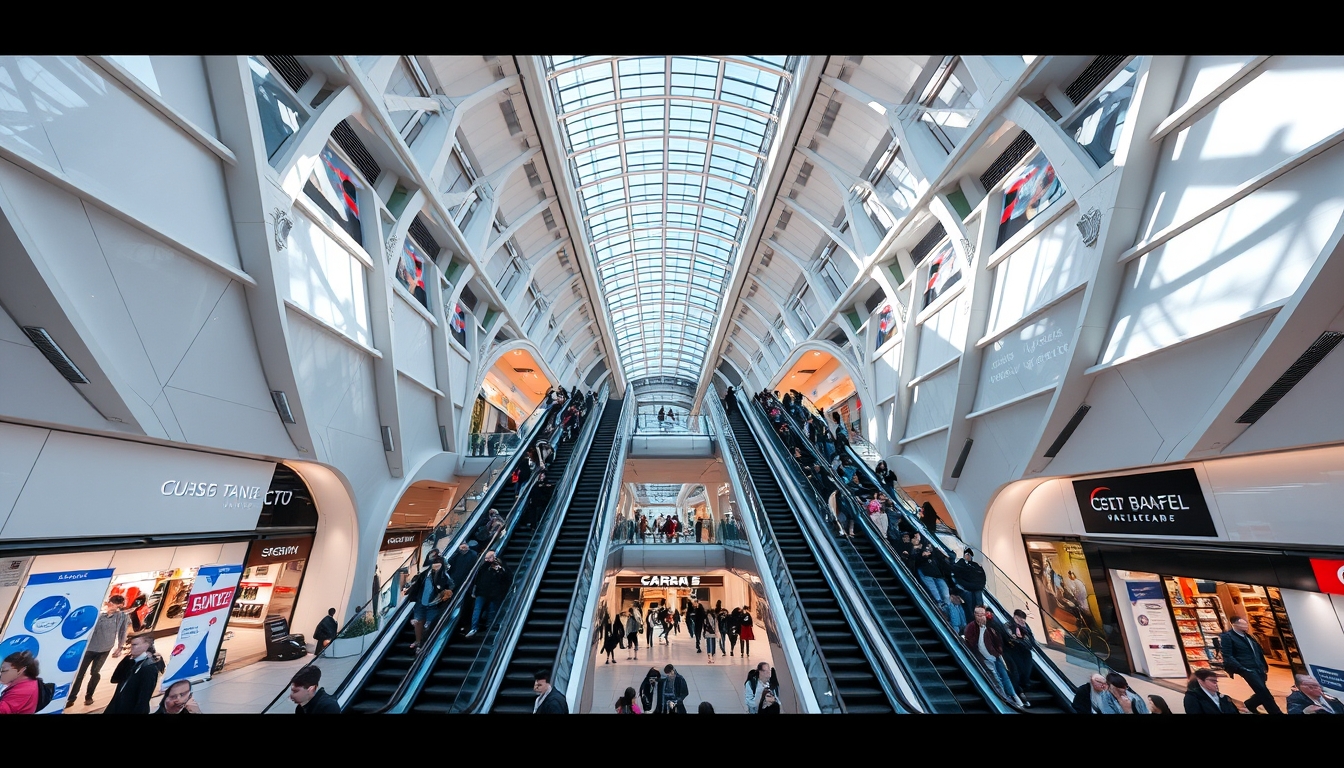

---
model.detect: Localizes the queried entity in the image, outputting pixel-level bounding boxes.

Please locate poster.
[922,241,961,309]
[0,568,116,713]
[997,149,1065,246]
[162,564,243,685]
[1124,581,1187,678]
[875,305,895,349]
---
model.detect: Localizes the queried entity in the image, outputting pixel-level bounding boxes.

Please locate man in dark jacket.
[691,600,708,653]
[1218,617,1281,714]
[403,558,454,652]
[468,552,512,636]
[654,664,690,714]
[533,668,569,713]
[1286,674,1344,714]
[1184,668,1240,714]
[964,607,1023,707]
[314,608,339,653]
[103,634,164,714]
[289,665,340,714]
[1072,672,1108,714]
[1002,609,1037,704]
[950,548,988,612]
[446,542,479,588]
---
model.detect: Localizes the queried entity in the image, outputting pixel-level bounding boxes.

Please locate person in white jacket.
[743,661,779,713]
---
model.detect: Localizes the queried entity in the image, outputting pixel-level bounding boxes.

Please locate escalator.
[343,408,564,713]
[723,400,895,713]
[486,399,624,713]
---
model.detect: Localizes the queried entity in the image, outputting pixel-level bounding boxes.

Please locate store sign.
[246,536,313,567]
[162,564,243,686]
[616,575,725,588]
[160,480,265,510]
[1311,665,1344,694]
[1124,581,1187,678]
[1309,558,1344,596]
[0,568,116,713]
[381,530,426,552]
[1072,469,1217,536]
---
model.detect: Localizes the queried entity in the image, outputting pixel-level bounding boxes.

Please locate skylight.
[543,56,795,384]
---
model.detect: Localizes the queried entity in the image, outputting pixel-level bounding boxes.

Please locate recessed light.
[813,351,821,357]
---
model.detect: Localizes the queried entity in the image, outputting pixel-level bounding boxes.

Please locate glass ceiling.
[543,56,795,383]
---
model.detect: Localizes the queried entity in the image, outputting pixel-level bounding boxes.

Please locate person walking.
[467,552,511,637]
[314,607,339,653]
[103,634,165,714]
[602,613,623,665]
[738,606,755,656]
[963,606,1024,708]
[1219,616,1282,714]
[626,606,642,660]
[702,607,718,662]
[66,594,129,708]
[1002,608,1037,705]
[692,599,707,653]
[1183,668,1240,714]
[726,607,742,656]
[658,407,666,431]
[639,667,661,713]
[403,556,454,652]
[638,514,649,542]
[672,608,681,636]
[645,602,659,648]
[655,665,689,714]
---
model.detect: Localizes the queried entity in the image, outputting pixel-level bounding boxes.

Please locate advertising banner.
[1124,581,1187,678]
[0,568,116,713]
[1309,558,1344,596]
[1071,468,1217,536]
[162,564,243,685]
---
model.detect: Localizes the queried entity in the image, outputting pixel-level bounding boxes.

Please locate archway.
[462,341,556,458]
[771,341,880,450]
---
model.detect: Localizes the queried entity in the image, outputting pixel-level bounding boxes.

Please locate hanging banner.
[1124,581,1187,678]
[0,568,116,713]
[161,564,243,685]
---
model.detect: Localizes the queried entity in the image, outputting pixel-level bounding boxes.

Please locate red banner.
[185,586,237,617]
[1310,559,1344,596]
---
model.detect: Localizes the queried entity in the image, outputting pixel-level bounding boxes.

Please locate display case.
[1164,577,1226,672]
[1266,587,1308,676]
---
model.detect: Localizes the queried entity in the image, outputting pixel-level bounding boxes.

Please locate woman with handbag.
[738,606,755,657]
[639,668,661,713]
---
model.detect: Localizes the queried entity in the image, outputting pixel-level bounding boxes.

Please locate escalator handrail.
[756,393,1014,712]
[707,395,849,713]
[260,399,561,714]
[553,395,634,705]
[736,391,925,713]
[462,390,610,715]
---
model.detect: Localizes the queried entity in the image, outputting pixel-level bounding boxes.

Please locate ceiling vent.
[542,208,557,230]
[776,209,792,231]
[263,56,310,93]
[1065,55,1130,104]
[500,99,523,135]
[796,161,814,187]
[408,216,441,260]
[979,131,1037,192]
[21,326,88,384]
[331,120,382,184]
[910,222,948,265]
[523,160,543,187]
[796,368,817,375]
[817,98,842,136]
[1235,331,1344,424]
[513,367,535,374]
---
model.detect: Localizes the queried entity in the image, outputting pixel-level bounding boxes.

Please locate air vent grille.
[331,120,382,184]
[1235,331,1344,424]
[864,289,886,314]
[979,131,1037,192]
[500,99,523,135]
[776,209,792,231]
[1066,55,1130,104]
[1044,404,1091,458]
[796,161,814,187]
[263,56,310,93]
[542,209,557,230]
[910,222,948,265]
[796,368,817,375]
[524,161,543,187]
[408,216,441,260]
[817,98,842,136]
[459,285,479,311]
[21,326,88,384]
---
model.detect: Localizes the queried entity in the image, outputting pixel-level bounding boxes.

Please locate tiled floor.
[587,624,774,714]
[63,649,312,715]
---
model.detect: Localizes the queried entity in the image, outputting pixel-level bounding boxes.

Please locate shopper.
[639,667,661,713]
[919,501,939,533]
[703,608,718,662]
[314,607,339,654]
[744,662,780,714]
[1218,616,1282,714]
[1183,668,1240,714]
[1001,608,1037,697]
[873,460,897,494]
[692,599,707,653]
[738,606,754,657]
[67,594,130,708]
[404,557,454,652]
[1098,672,1149,714]
[1287,674,1344,714]
[626,605,642,660]
[645,602,659,647]
[154,679,202,714]
[103,634,165,714]
[468,551,510,637]
[0,651,41,714]
[512,450,534,500]
[1072,673,1109,714]
[916,545,953,620]
[446,542,478,590]
[1148,694,1173,714]
[603,613,623,665]
[655,664,689,714]
[1065,570,1094,627]
[533,669,569,714]
[698,701,715,714]
[726,607,742,656]
[963,607,1024,707]
[950,549,988,612]
[614,686,642,714]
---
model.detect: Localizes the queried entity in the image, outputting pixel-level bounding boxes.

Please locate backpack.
[36,679,55,711]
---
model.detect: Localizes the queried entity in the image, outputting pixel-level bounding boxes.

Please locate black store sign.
[1072,468,1217,537]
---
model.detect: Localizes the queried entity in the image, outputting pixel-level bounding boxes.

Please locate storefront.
[991,446,1344,706]
[375,528,428,615]
[0,425,322,712]
[604,571,755,620]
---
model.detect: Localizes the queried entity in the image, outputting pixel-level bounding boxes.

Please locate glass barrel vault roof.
[543,56,795,384]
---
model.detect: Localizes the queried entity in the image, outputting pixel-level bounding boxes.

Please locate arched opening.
[468,347,555,457]
[772,343,878,451]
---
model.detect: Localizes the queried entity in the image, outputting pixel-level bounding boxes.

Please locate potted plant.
[327,609,377,658]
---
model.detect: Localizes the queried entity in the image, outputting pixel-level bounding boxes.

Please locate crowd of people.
[613,660,779,715]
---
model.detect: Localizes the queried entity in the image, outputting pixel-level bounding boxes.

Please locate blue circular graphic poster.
[0,634,39,659]
[58,640,88,672]
[62,605,99,639]
[25,595,70,634]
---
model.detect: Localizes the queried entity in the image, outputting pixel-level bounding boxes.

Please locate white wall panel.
[149,392,186,442]
[0,306,108,430]
[905,366,957,439]
[87,205,232,385]
[393,295,436,386]
[321,427,391,523]
[285,211,373,347]
[1227,340,1344,454]
[1202,446,1344,546]
[162,386,294,456]
[1040,369,1164,477]
[1145,57,1344,236]
[1103,144,1344,364]
[974,292,1084,412]
[1172,56,1257,113]
[0,60,62,166]
[397,380,441,467]
[285,311,368,433]
[954,395,1054,541]
[146,56,218,136]
[985,209,1088,338]
[448,345,470,406]
[323,355,382,443]
[914,292,968,378]
[0,423,49,531]
[874,343,900,401]
[899,431,947,478]
[17,57,239,263]
[166,282,277,413]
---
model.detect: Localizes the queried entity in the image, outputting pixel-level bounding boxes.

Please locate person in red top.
[0,651,40,714]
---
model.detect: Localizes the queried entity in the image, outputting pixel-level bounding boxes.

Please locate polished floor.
[588,621,775,714]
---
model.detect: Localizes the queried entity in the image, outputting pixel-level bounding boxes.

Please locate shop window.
[255,464,319,529]
[303,144,365,243]
[921,240,961,309]
[1024,539,1121,666]
[996,148,1066,247]
[248,56,307,162]
[396,238,430,308]
[1064,58,1140,167]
